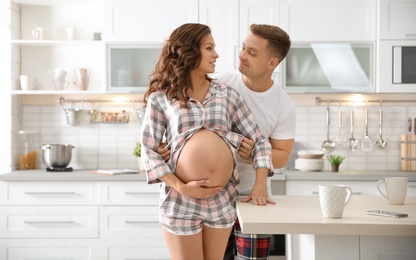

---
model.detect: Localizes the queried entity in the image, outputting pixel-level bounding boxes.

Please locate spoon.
[361,101,373,152]
[321,106,336,153]
[348,108,359,151]
[375,104,387,148]
[335,101,347,147]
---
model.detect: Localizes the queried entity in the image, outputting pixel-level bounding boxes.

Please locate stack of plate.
[295,150,325,172]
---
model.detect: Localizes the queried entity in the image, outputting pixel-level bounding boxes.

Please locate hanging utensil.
[335,101,347,147]
[348,107,358,151]
[361,101,373,152]
[375,101,387,148]
[321,103,336,153]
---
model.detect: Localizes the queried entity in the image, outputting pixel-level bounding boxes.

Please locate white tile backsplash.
[9,102,414,172]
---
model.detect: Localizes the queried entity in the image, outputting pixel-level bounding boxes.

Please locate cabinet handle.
[25,259,73,260]
[24,192,75,195]
[409,185,416,188]
[405,33,416,38]
[125,221,156,224]
[24,221,74,224]
[311,191,362,195]
[234,45,239,69]
[124,191,156,195]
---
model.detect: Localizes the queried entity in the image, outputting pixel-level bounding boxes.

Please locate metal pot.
[41,144,74,168]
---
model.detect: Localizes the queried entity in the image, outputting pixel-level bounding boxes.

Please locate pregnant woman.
[141,23,273,260]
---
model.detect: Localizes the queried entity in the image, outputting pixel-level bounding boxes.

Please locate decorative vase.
[331,164,340,172]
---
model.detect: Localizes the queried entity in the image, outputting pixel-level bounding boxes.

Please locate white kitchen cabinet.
[12,0,105,94]
[280,0,376,42]
[104,0,198,42]
[379,0,416,40]
[199,0,280,72]
[0,180,168,260]
[285,180,378,196]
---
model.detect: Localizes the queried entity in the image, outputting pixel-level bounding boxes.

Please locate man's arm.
[269,138,294,169]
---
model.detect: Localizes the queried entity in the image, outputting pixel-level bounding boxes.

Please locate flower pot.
[331,164,340,172]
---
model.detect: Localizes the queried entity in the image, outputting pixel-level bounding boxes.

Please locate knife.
[409,117,412,135]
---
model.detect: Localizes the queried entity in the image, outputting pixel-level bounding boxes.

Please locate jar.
[18,130,39,170]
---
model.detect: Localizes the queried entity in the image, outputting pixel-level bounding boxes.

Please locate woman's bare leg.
[203,225,233,260]
[163,228,204,260]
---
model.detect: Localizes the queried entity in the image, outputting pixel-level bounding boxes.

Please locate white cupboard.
[0,180,169,260]
[280,0,376,42]
[199,0,280,72]
[379,0,416,40]
[104,0,198,42]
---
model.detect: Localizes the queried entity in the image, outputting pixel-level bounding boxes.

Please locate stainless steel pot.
[41,144,74,168]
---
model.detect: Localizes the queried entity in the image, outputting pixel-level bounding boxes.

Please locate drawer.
[0,206,98,238]
[100,206,162,239]
[99,182,159,205]
[0,181,98,205]
[100,238,170,260]
[0,238,99,260]
[286,180,378,196]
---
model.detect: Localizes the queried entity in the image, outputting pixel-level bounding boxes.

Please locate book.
[91,169,139,175]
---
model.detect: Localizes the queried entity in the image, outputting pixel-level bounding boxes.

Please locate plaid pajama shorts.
[159,182,238,235]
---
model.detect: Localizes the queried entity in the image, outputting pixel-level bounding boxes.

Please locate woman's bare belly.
[176,129,234,188]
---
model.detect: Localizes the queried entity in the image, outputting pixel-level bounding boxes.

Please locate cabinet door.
[199,0,239,72]
[280,0,376,41]
[379,0,416,40]
[0,206,98,238]
[0,239,100,260]
[100,238,170,260]
[0,181,98,205]
[239,0,280,42]
[99,181,159,205]
[104,0,198,42]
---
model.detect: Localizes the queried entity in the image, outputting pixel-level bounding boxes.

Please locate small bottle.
[18,130,39,170]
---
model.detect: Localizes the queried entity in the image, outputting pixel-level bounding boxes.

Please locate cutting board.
[401,134,416,172]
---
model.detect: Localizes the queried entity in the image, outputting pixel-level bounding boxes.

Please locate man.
[216,24,296,260]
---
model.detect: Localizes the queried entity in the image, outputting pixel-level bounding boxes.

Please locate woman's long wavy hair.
[144,23,212,108]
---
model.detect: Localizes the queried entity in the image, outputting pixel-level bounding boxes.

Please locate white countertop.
[0,169,415,181]
[236,195,416,236]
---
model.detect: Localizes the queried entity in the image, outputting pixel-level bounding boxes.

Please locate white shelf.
[9,40,104,47]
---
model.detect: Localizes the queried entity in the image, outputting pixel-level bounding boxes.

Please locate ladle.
[348,107,359,151]
[375,102,387,148]
[321,105,336,153]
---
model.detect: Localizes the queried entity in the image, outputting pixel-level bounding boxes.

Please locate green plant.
[327,154,345,165]
[133,142,141,157]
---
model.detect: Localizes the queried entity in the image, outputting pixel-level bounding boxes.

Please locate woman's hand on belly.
[181,179,223,199]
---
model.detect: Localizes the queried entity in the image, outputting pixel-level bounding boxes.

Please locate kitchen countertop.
[236,195,416,236]
[0,169,415,181]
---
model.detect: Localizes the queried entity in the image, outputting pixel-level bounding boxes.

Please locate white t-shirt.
[213,70,296,195]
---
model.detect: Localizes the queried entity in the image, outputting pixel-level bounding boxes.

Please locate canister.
[18,130,39,170]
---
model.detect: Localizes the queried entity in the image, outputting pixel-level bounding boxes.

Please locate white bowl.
[295,158,324,171]
[297,150,325,159]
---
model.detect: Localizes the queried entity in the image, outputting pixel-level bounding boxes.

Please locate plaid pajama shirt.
[141,82,273,235]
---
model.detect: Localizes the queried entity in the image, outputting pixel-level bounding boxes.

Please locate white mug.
[20,75,36,90]
[377,177,408,205]
[52,78,70,90]
[67,27,85,40]
[49,68,67,78]
[319,185,352,219]
[32,27,44,40]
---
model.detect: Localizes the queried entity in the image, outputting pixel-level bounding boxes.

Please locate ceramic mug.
[377,177,408,205]
[49,68,67,79]
[52,78,70,90]
[20,75,36,90]
[32,27,44,40]
[319,185,352,219]
[67,27,85,40]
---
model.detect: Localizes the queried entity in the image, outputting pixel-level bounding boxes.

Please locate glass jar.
[18,130,39,170]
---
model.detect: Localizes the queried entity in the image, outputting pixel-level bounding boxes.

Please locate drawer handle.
[409,185,416,188]
[311,191,362,195]
[24,221,74,224]
[124,191,156,195]
[125,221,156,224]
[25,192,75,195]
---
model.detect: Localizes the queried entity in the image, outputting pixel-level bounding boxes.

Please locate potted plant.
[133,142,144,171]
[327,154,345,172]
